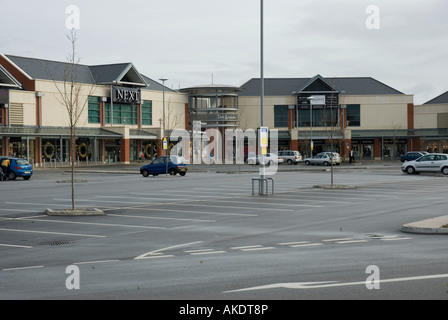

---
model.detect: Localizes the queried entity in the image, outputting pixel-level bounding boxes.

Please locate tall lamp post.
[259,0,266,194]
[160,77,168,174]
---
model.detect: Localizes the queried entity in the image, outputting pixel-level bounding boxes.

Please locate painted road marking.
[185,249,227,255]
[224,274,448,293]
[74,260,121,265]
[15,217,167,230]
[134,241,203,260]
[0,228,105,238]
[107,213,215,223]
[3,266,44,271]
[0,243,33,249]
[119,207,258,217]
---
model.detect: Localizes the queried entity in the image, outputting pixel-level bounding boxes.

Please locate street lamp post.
[160,77,168,175]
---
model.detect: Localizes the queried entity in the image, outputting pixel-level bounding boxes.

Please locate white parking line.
[322,238,354,242]
[335,240,369,244]
[121,207,258,217]
[15,217,167,230]
[0,243,33,249]
[0,208,39,213]
[74,260,121,265]
[167,202,295,212]
[0,228,105,238]
[278,242,311,246]
[3,266,44,271]
[107,214,215,223]
[290,243,323,248]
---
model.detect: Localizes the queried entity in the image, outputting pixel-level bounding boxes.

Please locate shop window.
[347,105,360,127]
[105,103,137,125]
[88,97,101,124]
[297,108,338,127]
[142,100,152,126]
[274,105,288,128]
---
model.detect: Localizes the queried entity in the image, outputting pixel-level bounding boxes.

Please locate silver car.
[278,150,302,165]
[401,153,448,175]
[304,153,342,166]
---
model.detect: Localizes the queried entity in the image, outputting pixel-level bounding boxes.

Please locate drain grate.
[42,240,74,246]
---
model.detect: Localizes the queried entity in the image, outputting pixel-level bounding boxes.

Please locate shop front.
[0,127,122,165]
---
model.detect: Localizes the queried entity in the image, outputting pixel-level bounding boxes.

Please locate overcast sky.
[1,0,447,104]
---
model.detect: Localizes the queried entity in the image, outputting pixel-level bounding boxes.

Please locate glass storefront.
[352,140,374,160]
[422,140,448,154]
[8,137,35,164]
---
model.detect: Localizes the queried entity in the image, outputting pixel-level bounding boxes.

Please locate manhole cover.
[42,240,74,246]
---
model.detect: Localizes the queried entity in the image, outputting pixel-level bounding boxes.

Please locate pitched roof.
[239,76,404,96]
[2,54,170,90]
[6,54,95,84]
[424,91,448,104]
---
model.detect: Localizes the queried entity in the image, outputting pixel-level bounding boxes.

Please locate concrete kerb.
[46,208,105,216]
[401,216,448,235]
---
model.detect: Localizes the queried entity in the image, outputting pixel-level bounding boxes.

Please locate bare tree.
[54,30,95,210]
[321,83,342,187]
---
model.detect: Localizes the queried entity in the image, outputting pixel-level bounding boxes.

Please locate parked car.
[278,150,302,165]
[401,153,448,175]
[400,151,428,162]
[140,156,188,177]
[0,157,33,180]
[304,153,342,166]
[318,152,342,164]
[247,153,284,166]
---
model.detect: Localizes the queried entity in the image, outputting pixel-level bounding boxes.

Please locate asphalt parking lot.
[1,162,448,300]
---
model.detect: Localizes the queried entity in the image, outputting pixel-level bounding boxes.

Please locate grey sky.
[1,0,446,104]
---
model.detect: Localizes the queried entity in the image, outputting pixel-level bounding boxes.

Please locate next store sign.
[113,87,141,104]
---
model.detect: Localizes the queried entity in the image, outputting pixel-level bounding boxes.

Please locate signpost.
[163,138,168,175]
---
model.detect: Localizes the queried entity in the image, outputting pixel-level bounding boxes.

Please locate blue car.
[400,151,428,163]
[0,157,33,180]
[140,156,188,177]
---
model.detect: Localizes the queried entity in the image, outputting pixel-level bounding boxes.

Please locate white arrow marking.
[224,274,448,293]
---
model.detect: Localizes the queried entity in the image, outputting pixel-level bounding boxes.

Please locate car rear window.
[16,160,30,165]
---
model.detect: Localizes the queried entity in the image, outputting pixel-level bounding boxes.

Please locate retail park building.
[1,53,447,165]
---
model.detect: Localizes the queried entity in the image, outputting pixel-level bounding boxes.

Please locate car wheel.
[8,172,16,180]
[442,167,448,176]
[323,161,329,166]
[406,166,416,174]
[305,160,310,165]
[169,169,176,175]
[287,159,292,165]
[141,170,149,177]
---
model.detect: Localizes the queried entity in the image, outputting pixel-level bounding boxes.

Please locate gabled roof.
[294,74,339,93]
[240,76,404,96]
[3,55,149,88]
[424,91,448,105]
[90,63,147,87]
[0,64,22,88]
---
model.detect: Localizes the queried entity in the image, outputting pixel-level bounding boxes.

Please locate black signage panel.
[113,87,141,104]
